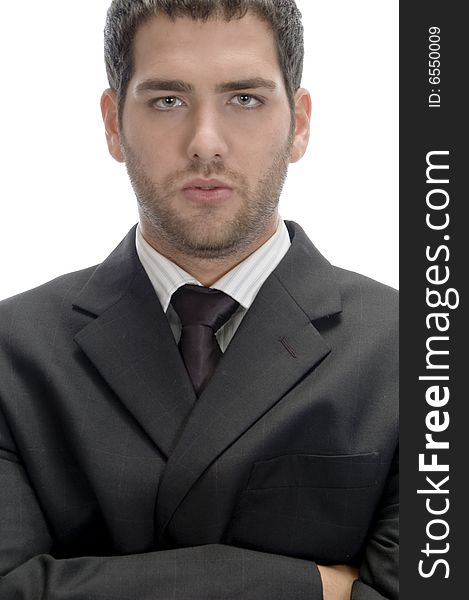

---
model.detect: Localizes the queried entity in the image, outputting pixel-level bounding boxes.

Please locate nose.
[186,106,229,162]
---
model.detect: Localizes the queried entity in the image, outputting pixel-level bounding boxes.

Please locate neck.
[140,219,278,287]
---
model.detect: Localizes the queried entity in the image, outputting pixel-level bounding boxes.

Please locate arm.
[0,404,398,600]
[0,451,397,600]
[2,547,323,600]
[351,448,399,600]
[317,446,399,600]
[0,444,322,600]
[0,458,397,600]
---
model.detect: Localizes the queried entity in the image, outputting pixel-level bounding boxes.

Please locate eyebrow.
[215,78,278,93]
[135,79,194,94]
[134,77,278,95]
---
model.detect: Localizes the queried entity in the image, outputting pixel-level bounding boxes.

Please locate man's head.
[104,0,305,125]
[101,1,311,272]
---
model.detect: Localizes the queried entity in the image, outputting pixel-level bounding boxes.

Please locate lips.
[182,178,234,203]
[183,178,232,191]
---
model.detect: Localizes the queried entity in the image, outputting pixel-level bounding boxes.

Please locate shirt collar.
[136,218,291,312]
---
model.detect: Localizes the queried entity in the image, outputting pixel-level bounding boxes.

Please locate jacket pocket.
[225,452,380,563]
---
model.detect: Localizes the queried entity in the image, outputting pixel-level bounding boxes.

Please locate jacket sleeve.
[0,443,322,600]
[0,444,398,600]
[0,371,400,600]
[352,447,399,600]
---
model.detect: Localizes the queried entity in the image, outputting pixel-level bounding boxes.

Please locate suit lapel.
[155,222,342,541]
[73,227,196,458]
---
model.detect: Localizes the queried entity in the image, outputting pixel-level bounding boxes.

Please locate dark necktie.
[170,284,239,396]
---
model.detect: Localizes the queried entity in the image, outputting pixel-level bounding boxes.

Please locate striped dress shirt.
[135,218,291,352]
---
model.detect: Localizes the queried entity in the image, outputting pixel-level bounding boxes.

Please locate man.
[0,1,398,599]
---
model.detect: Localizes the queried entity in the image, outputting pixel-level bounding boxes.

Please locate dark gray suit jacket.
[0,222,398,599]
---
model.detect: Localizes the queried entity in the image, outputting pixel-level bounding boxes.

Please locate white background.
[0,1,398,300]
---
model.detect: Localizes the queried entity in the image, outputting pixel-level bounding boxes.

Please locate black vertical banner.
[400,1,466,598]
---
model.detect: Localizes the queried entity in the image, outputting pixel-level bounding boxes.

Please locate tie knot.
[171,284,239,333]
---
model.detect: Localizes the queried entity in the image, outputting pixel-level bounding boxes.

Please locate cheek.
[125,127,177,172]
[237,128,290,169]
[123,105,176,153]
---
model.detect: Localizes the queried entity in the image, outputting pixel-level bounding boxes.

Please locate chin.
[181,230,240,255]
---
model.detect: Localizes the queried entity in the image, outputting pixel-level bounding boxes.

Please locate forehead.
[131,13,282,83]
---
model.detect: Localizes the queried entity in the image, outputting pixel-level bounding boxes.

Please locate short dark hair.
[104,0,304,124]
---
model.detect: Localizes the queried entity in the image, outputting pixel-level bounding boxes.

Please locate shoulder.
[0,226,139,327]
[282,220,397,325]
[0,266,97,337]
[333,265,398,320]
[328,266,398,359]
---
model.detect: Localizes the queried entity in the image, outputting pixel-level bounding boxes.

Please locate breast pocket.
[225,452,380,564]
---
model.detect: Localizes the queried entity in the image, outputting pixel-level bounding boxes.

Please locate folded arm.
[0,442,398,600]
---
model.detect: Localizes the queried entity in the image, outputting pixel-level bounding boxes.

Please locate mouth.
[182,178,233,203]
[183,178,232,191]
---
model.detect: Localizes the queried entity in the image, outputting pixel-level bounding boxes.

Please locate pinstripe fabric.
[0,222,398,599]
[136,218,291,352]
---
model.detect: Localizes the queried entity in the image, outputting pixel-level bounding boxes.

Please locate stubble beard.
[121,133,293,261]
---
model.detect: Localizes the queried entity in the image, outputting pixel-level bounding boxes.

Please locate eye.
[151,96,185,110]
[229,94,263,108]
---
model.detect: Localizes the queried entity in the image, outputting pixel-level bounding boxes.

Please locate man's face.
[104,14,310,259]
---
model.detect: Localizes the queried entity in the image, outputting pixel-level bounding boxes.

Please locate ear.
[101,89,125,163]
[290,88,312,163]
